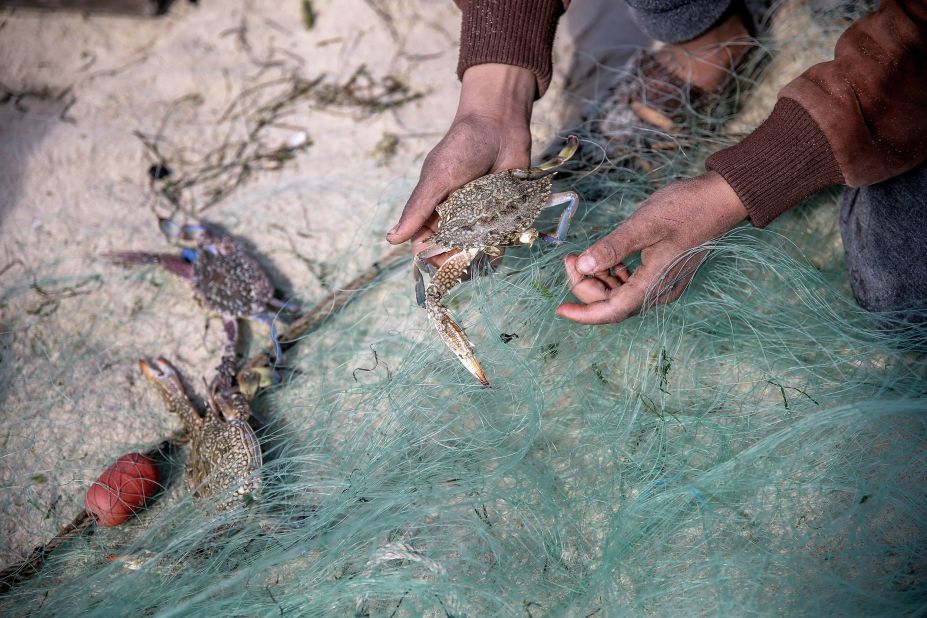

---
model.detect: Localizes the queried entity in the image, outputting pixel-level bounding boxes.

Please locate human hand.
[557,171,748,324]
[386,64,536,266]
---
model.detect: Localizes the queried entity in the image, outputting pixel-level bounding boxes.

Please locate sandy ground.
[0,0,836,564]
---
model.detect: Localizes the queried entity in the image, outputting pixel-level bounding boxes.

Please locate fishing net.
[1,0,925,615]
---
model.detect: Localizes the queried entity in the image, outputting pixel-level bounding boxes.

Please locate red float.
[84,453,160,527]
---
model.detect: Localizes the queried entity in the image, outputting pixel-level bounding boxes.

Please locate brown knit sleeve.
[706,99,844,227]
[707,0,927,227]
[456,0,567,97]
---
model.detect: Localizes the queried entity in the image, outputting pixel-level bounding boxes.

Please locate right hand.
[386,64,536,267]
[557,171,748,325]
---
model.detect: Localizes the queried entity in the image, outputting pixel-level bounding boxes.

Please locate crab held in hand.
[414,135,581,386]
[109,219,293,359]
[139,354,262,514]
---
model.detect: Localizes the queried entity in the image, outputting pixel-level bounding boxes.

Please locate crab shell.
[186,416,263,508]
[191,235,275,317]
[431,171,554,250]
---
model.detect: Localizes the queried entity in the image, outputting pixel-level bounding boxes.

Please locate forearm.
[455,0,567,97]
[707,0,927,227]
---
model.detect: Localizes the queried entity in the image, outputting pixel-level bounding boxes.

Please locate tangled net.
[1,1,925,615]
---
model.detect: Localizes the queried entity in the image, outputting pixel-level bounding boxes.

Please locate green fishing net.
[1,1,925,616]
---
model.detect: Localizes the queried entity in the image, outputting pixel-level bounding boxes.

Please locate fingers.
[613,263,631,283]
[557,261,661,325]
[409,213,439,254]
[554,172,747,326]
[558,203,666,324]
[409,214,463,269]
[563,254,624,304]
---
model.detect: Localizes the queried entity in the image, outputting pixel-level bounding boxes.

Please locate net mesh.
[1,1,926,615]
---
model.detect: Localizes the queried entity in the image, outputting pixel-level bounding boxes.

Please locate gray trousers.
[625,0,770,43]
[840,164,927,314]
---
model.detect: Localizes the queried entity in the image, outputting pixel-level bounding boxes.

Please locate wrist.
[704,171,748,228]
[457,64,535,127]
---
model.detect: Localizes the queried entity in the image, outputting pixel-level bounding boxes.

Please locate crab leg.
[512,135,579,181]
[414,261,428,308]
[413,244,450,307]
[424,248,489,386]
[223,317,239,353]
[106,252,195,279]
[416,243,450,270]
[139,358,203,435]
[267,297,298,314]
[159,218,206,246]
[539,190,580,244]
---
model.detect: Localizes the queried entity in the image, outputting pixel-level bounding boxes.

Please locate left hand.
[557,171,748,325]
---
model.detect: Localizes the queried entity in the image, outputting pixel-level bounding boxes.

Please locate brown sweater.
[455,0,927,227]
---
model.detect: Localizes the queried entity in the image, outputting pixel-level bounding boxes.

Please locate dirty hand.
[386,64,536,265]
[557,172,748,325]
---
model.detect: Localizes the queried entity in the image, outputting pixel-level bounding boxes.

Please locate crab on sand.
[139,353,262,514]
[109,219,294,360]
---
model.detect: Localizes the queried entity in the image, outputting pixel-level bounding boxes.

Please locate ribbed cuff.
[706,98,845,228]
[457,0,565,98]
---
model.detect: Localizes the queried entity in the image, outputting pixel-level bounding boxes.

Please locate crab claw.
[461,353,489,387]
[513,134,579,180]
[106,251,195,279]
[435,313,489,387]
[139,357,202,433]
[139,357,182,390]
[140,357,167,380]
[237,366,276,401]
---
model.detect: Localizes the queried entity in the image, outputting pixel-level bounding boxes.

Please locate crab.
[109,219,293,360]
[139,353,262,514]
[413,135,581,386]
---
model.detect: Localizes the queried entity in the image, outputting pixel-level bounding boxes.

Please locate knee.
[839,165,927,314]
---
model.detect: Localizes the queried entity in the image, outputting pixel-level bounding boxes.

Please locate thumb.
[575,219,650,274]
[387,169,451,244]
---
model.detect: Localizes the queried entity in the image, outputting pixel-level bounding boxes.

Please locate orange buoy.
[84,453,160,527]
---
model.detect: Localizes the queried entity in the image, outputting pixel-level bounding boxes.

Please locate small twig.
[0,259,25,281]
[362,0,399,42]
[766,380,819,410]
[352,344,391,382]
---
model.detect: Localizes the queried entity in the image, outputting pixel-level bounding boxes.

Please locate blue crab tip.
[158,217,181,241]
[181,247,199,263]
[270,330,283,368]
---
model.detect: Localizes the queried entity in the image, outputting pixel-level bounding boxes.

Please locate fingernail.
[577,254,595,273]
[388,224,400,237]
